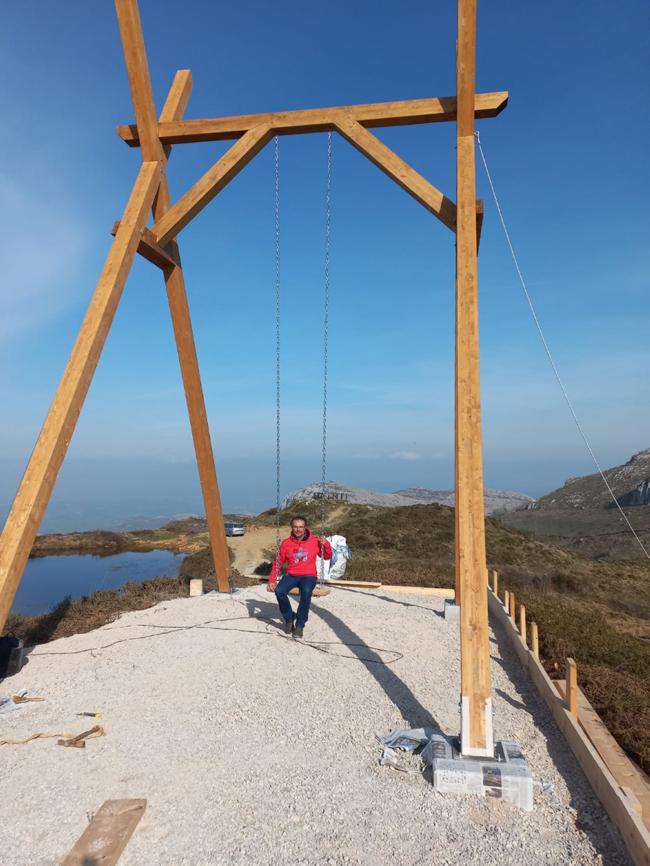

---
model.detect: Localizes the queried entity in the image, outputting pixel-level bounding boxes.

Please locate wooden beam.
[456,0,493,758]
[160,69,192,159]
[111,220,178,270]
[491,569,498,595]
[115,0,232,593]
[0,162,162,632]
[509,591,516,621]
[519,603,527,645]
[152,124,273,246]
[334,115,456,231]
[117,91,509,146]
[488,589,650,866]
[553,679,650,827]
[62,799,146,866]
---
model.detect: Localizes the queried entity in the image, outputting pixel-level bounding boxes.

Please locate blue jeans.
[275,574,317,628]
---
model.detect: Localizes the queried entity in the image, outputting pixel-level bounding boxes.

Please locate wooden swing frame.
[0,0,505,756]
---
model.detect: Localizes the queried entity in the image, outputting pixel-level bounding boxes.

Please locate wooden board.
[488,589,650,866]
[324,580,382,588]
[117,92,509,146]
[379,586,455,597]
[61,798,146,866]
[553,679,650,826]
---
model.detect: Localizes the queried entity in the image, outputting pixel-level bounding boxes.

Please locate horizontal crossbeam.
[117,91,508,146]
[111,221,179,270]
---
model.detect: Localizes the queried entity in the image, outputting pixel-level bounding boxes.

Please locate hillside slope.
[536,448,650,510]
[283,480,534,514]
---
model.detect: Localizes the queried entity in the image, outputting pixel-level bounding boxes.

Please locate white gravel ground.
[1,586,631,865]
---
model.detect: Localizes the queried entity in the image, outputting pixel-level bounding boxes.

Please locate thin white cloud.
[388,450,422,461]
[0,175,86,342]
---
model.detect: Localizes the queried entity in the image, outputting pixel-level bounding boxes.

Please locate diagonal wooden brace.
[115,0,232,592]
[152,124,273,246]
[334,115,457,231]
[0,162,162,632]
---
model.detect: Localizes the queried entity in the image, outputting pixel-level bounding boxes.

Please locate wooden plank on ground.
[117,91,509,146]
[61,798,146,866]
[553,679,650,826]
[378,586,455,597]
[488,589,650,866]
[324,580,382,588]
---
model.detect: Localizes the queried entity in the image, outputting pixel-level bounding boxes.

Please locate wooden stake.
[519,603,527,645]
[531,621,539,659]
[115,0,231,591]
[456,0,493,758]
[509,591,516,621]
[566,657,578,718]
[504,589,509,609]
[491,569,498,595]
[0,162,161,633]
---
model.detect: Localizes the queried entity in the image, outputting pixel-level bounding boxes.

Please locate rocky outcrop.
[535,448,650,510]
[283,481,534,515]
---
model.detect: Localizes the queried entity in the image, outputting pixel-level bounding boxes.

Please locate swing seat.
[289,586,330,598]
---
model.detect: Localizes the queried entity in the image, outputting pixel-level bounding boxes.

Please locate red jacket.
[269,529,332,583]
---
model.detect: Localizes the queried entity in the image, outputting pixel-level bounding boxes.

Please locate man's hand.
[267,580,276,593]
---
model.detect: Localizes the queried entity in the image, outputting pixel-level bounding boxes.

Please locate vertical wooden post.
[115,0,231,591]
[456,0,493,758]
[531,621,539,659]
[504,589,509,610]
[0,162,162,632]
[519,604,527,645]
[566,657,578,718]
[509,591,516,621]
[491,569,498,595]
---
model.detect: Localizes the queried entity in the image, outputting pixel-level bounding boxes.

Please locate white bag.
[316,534,352,581]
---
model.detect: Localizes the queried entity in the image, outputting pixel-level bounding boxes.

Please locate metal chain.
[319,132,332,584]
[274,135,281,556]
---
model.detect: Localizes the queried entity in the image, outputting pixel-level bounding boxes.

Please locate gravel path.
[1,586,630,865]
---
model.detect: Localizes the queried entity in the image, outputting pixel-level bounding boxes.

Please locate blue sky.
[1,1,649,523]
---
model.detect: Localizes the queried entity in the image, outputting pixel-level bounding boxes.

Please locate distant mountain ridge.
[282,481,534,515]
[535,448,650,510]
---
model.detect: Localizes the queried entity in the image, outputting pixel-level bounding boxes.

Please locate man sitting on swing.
[267,515,332,638]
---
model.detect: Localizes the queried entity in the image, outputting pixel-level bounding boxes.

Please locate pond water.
[11,549,186,616]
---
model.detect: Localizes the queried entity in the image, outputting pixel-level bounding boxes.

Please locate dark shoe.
[283,615,295,635]
[294,624,304,639]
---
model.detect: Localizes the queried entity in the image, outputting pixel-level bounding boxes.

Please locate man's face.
[291,520,306,540]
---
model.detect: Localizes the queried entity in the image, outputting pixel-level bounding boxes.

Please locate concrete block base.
[428,735,533,811]
[443,600,460,621]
